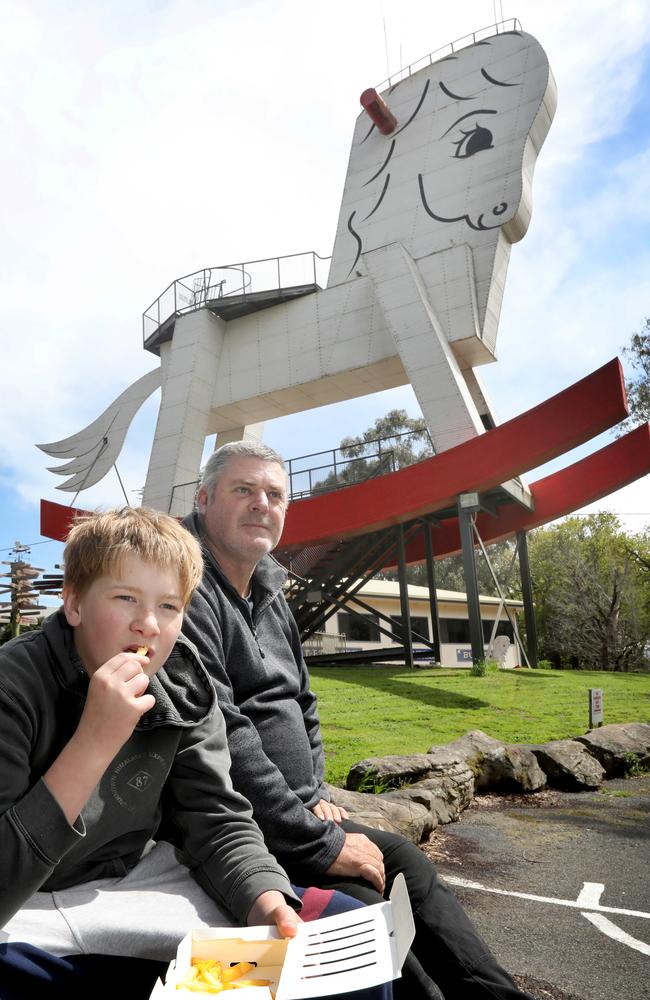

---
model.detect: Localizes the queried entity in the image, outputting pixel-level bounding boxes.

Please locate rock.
[525,740,605,790]
[575,723,650,777]
[346,754,439,791]
[428,730,547,792]
[326,783,431,843]
[379,765,474,826]
[423,760,475,812]
[335,723,649,847]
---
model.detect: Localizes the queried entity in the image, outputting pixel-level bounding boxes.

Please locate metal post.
[10,565,20,639]
[395,524,414,668]
[458,498,484,664]
[423,522,441,663]
[516,531,539,667]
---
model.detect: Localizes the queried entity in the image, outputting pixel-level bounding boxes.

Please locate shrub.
[622,752,649,777]
[355,769,406,794]
[470,658,499,677]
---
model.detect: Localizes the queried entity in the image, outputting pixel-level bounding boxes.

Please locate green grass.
[310,666,650,786]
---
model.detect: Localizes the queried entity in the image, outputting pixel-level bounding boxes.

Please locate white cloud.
[1,0,649,543]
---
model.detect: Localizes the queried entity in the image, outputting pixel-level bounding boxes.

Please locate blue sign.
[456,648,473,662]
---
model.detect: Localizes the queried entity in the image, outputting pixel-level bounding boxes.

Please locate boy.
[0,508,390,999]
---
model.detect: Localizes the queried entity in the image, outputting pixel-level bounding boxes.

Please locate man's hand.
[311,798,349,823]
[326,832,386,894]
[247,891,301,938]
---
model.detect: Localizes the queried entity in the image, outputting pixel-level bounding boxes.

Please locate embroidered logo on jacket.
[127,770,152,791]
[110,752,168,811]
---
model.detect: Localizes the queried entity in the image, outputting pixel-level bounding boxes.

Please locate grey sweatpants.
[1,842,235,962]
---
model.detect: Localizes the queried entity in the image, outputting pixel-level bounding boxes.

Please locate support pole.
[517,530,539,667]
[395,524,414,668]
[423,522,442,663]
[458,497,484,664]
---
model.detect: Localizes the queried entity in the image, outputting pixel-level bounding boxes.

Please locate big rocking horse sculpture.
[39,24,559,515]
[37,21,650,668]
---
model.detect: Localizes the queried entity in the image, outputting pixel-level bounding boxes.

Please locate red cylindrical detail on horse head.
[359,88,397,135]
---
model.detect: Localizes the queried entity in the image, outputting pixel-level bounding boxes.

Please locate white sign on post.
[589,688,604,728]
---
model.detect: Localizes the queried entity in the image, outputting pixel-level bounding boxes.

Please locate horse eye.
[453,124,494,159]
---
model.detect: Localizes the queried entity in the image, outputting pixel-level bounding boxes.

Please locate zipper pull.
[251,624,265,659]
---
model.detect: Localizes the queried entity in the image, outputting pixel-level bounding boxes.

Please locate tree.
[0,620,41,646]
[323,410,522,594]
[315,409,433,492]
[618,320,650,434]
[384,540,520,597]
[528,514,650,671]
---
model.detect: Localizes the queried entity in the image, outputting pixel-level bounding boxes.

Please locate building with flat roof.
[304,579,523,668]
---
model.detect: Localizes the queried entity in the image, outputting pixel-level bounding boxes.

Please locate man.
[183,441,535,1000]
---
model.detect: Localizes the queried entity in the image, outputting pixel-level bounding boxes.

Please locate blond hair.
[64,507,203,606]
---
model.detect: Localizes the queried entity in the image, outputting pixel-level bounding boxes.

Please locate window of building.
[482,619,514,643]
[337,612,380,642]
[439,618,471,643]
[390,615,430,641]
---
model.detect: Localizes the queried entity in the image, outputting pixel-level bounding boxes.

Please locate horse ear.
[360,88,396,134]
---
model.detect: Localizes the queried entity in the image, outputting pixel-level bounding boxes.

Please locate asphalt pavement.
[422,774,650,1000]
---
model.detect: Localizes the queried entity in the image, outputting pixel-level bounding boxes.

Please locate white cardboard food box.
[150,873,415,998]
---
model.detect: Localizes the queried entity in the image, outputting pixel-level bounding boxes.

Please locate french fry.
[226,979,272,988]
[202,971,225,988]
[176,956,269,994]
[136,645,148,656]
[221,962,256,983]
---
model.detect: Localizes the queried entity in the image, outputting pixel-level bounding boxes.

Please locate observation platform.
[142,252,329,356]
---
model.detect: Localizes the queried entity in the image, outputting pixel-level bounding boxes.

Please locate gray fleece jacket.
[0,609,297,929]
[182,512,346,880]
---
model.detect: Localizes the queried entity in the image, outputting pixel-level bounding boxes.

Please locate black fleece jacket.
[183,511,346,880]
[0,609,296,928]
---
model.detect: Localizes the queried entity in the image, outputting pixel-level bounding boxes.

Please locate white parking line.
[581,913,650,957]
[442,875,650,920]
[575,882,604,907]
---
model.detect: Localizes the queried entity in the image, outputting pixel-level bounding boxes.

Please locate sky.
[1,0,649,582]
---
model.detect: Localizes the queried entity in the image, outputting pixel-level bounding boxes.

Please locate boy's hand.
[247,890,301,937]
[76,652,156,759]
[44,651,155,826]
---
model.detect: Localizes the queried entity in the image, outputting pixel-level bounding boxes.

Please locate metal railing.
[285,428,433,501]
[169,428,432,514]
[286,450,395,502]
[143,251,331,344]
[168,453,393,514]
[302,631,347,656]
[169,479,201,515]
[375,19,523,92]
